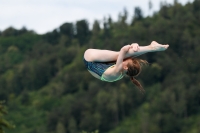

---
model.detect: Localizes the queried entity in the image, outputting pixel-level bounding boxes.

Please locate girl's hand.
[121,45,131,52]
[130,43,140,52]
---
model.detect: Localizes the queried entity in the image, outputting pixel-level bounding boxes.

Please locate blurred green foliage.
[0,0,200,133]
[0,101,15,133]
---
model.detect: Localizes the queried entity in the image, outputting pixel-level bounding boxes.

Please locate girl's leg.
[126,41,169,57]
[84,41,169,62]
[84,49,119,62]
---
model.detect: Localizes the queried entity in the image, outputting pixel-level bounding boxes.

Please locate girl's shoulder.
[103,65,122,77]
[101,66,124,82]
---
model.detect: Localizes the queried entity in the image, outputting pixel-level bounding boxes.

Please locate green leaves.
[0,101,15,133]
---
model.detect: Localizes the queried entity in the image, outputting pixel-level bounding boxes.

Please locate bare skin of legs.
[84,41,169,62]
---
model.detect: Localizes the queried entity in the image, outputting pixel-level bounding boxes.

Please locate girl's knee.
[84,49,94,61]
[84,49,93,56]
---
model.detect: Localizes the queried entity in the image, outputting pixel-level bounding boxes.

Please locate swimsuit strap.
[101,72,124,82]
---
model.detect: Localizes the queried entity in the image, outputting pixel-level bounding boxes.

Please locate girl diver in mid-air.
[83,41,169,92]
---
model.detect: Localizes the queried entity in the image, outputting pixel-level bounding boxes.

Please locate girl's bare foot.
[150,41,169,51]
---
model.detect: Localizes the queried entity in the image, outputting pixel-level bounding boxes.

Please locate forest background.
[0,0,200,133]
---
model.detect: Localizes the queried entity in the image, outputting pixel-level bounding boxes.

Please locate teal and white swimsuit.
[83,58,124,82]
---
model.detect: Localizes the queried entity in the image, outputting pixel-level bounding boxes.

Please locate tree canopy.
[0,0,200,133]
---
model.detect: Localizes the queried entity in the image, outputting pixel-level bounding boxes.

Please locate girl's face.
[122,58,132,71]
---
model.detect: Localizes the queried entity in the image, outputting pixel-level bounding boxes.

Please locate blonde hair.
[126,58,148,92]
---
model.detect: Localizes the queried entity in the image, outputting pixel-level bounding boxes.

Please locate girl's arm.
[114,45,131,73]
